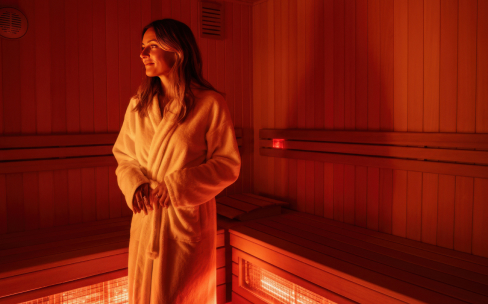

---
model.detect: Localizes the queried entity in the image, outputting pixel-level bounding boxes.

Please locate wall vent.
[0,7,28,39]
[200,1,224,40]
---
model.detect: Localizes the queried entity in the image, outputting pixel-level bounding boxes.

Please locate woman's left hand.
[151,181,171,208]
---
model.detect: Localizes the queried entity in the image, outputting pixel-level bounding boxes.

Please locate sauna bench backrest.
[0,216,226,304]
[229,210,488,304]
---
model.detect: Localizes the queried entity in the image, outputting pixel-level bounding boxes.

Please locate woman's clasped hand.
[132,182,171,214]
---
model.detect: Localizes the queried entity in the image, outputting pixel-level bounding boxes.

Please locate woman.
[113,19,241,303]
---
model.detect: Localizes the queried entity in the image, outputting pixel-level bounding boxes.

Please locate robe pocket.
[168,205,202,243]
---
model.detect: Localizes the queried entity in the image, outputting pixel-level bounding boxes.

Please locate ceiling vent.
[200,1,224,40]
[0,7,28,39]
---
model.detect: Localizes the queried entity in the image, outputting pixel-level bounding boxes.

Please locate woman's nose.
[140,47,149,59]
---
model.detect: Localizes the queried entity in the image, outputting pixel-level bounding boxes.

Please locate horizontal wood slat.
[260,139,488,165]
[0,146,114,161]
[0,156,116,174]
[260,129,488,150]
[261,148,488,179]
[0,133,118,149]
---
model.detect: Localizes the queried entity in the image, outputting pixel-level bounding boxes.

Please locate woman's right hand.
[132,183,153,215]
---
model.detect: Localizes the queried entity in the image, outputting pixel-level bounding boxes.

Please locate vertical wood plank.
[454,176,474,253]
[232,5,243,195]
[306,161,315,214]
[477,0,488,133]
[181,0,191,26]
[19,0,36,134]
[324,0,334,129]
[407,0,423,132]
[0,37,2,134]
[50,0,67,133]
[82,168,97,223]
[406,171,422,241]
[65,0,80,133]
[314,0,325,129]
[118,0,131,128]
[109,166,122,218]
[423,0,440,132]
[53,170,69,227]
[305,0,314,129]
[35,0,51,134]
[323,163,334,219]
[355,0,367,130]
[297,160,306,213]
[344,164,355,225]
[38,171,54,229]
[151,0,162,20]
[277,3,287,199]
[333,0,345,130]
[367,0,380,131]
[106,0,120,132]
[0,175,6,234]
[457,0,477,133]
[344,0,355,130]
[79,0,94,133]
[23,172,39,231]
[439,0,458,132]
[367,167,379,231]
[473,178,488,257]
[96,167,110,220]
[93,0,108,133]
[355,166,367,228]
[266,0,275,196]
[288,160,298,210]
[379,0,394,131]
[392,170,407,237]
[6,174,24,233]
[2,37,21,134]
[437,174,455,249]
[314,162,324,217]
[379,168,393,234]
[393,0,408,131]
[333,164,344,221]
[171,0,181,20]
[69,169,82,224]
[421,173,438,245]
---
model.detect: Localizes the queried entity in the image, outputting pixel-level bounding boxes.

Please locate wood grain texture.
[423,0,440,132]
[437,174,456,249]
[473,178,488,257]
[477,0,488,133]
[439,0,458,132]
[454,176,474,253]
[421,173,438,245]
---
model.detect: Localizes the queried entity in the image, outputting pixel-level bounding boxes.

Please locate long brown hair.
[134,19,217,123]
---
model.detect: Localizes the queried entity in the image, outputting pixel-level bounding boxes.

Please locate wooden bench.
[230,209,488,304]
[0,216,228,304]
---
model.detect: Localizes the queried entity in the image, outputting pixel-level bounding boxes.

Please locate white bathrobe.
[113,90,241,304]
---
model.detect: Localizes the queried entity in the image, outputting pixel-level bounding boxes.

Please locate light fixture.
[272,139,284,149]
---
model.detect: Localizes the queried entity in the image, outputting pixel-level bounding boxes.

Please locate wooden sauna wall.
[0,0,253,235]
[252,0,488,257]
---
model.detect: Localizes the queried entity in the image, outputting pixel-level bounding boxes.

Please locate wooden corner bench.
[0,216,227,304]
[229,209,488,304]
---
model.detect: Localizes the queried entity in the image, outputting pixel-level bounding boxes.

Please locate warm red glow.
[21,276,128,304]
[272,139,284,149]
[242,260,336,304]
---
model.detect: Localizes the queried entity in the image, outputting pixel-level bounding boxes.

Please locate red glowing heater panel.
[20,276,128,304]
[272,139,284,149]
[241,260,337,304]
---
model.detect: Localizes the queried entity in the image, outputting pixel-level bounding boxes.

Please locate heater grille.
[200,1,224,39]
[20,276,128,304]
[0,7,28,39]
[242,260,337,304]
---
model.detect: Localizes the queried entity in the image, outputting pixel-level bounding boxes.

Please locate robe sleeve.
[164,98,241,208]
[112,99,151,210]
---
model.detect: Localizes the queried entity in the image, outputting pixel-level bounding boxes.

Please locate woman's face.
[140,27,176,78]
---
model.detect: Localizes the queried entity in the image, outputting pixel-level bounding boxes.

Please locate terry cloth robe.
[113,90,241,304]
